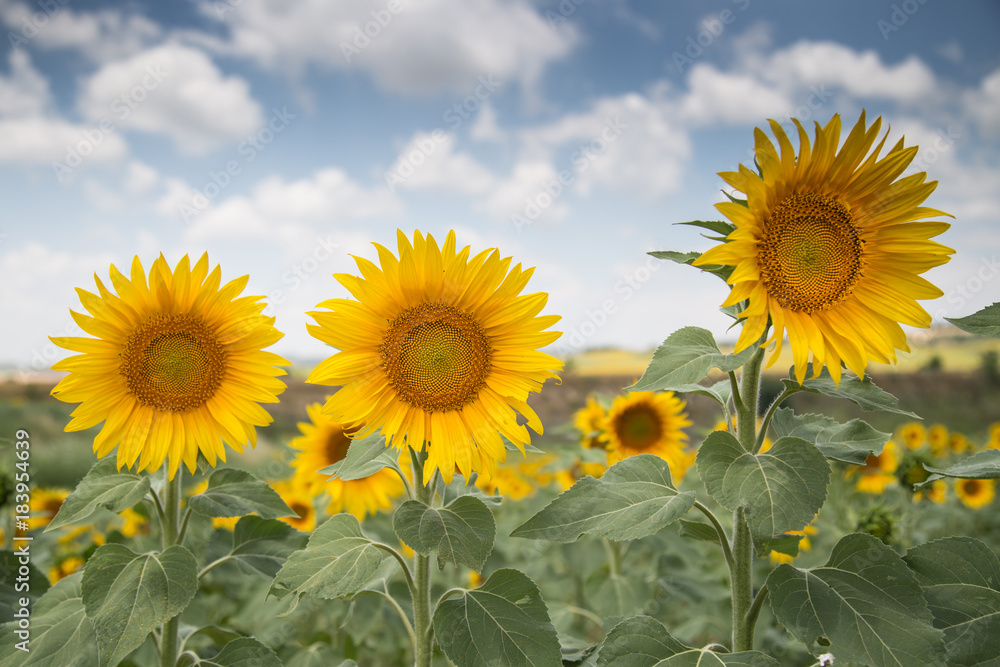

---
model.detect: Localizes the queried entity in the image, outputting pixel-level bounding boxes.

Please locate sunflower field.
[3,112,1000,667]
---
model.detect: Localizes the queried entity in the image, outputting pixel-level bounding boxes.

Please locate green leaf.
[658,379,732,409]
[286,643,345,667]
[630,327,756,393]
[947,302,1000,338]
[770,409,890,465]
[0,551,49,618]
[229,516,307,579]
[924,449,1000,479]
[47,459,151,531]
[392,496,496,572]
[511,454,696,543]
[677,519,720,543]
[648,251,734,282]
[201,637,282,667]
[81,544,198,667]
[188,468,294,519]
[697,431,830,549]
[433,568,561,667]
[318,432,400,481]
[905,537,1000,665]
[761,533,804,558]
[767,533,946,666]
[0,573,96,667]
[597,615,779,666]
[783,365,919,418]
[676,219,736,238]
[270,514,385,605]
[585,570,638,618]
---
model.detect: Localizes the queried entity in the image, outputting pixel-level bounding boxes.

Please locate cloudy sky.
[2,0,998,379]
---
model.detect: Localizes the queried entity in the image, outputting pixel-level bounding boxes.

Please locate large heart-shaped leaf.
[0,573,95,667]
[698,431,829,548]
[229,516,306,579]
[47,459,150,531]
[767,533,946,666]
[201,637,281,667]
[393,496,495,571]
[511,454,695,543]
[81,545,198,667]
[188,468,294,519]
[433,568,561,667]
[629,327,756,392]
[770,409,890,465]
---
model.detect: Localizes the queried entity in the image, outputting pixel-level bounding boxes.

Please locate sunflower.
[913,479,947,504]
[574,396,607,449]
[307,230,563,484]
[956,478,995,510]
[273,480,317,532]
[850,440,900,493]
[988,423,1000,450]
[769,523,818,566]
[927,424,949,456]
[290,403,405,519]
[602,391,692,482]
[49,556,85,584]
[694,112,953,385]
[50,254,289,479]
[898,422,926,450]
[949,432,970,455]
[476,466,535,500]
[28,488,69,530]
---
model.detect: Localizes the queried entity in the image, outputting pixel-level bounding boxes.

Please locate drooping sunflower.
[694,112,953,385]
[955,478,995,510]
[289,403,405,519]
[51,254,289,479]
[602,391,693,482]
[307,230,563,484]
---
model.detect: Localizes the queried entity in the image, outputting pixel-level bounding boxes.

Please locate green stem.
[411,449,433,667]
[693,501,733,572]
[601,538,622,577]
[754,387,798,454]
[373,543,416,599]
[728,370,744,415]
[160,469,183,667]
[732,345,765,653]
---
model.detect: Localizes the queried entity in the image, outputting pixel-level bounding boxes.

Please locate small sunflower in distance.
[307,230,563,484]
[573,396,607,449]
[955,478,995,510]
[51,254,289,478]
[694,112,954,385]
[602,391,693,482]
[289,403,405,519]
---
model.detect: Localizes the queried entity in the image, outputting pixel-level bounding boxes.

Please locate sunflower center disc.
[120,314,226,412]
[758,193,865,312]
[380,303,492,412]
[615,405,663,451]
[325,429,352,465]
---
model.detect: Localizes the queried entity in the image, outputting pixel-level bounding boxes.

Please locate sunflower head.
[899,422,926,450]
[51,254,289,479]
[694,111,953,385]
[851,440,900,494]
[913,479,947,504]
[956,478,995,510]
[307,230,563,484]
[28,488,69,530]
[273,480,317,532]
[603,391,692,482]
[573,396,608,450]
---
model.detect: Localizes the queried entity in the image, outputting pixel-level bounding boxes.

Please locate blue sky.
[2,0,999,379]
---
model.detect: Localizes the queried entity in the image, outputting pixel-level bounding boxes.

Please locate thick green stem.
[732,346,765,652]
[411,450,433,667]
[601,538,622,577]
[160,469,183,667]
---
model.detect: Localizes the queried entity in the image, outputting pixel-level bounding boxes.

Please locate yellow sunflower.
[913,479,947,504]
[949,432,970,455]
[573,396,607,449]
[290,403,405,519]
[49,556,85,584]
[956,478,995,510]
[769,523,818,566]
[51,254,289,479]
[476,466,535,500]
[988,423,1000,450]
[850,440,900,493]
[273,481,318,532]
[28,488,69,530]
[927,424,948,457]
[694,112,953,385]
[602,391,693,482]
[899,422,926,450]
[307,230,563,484]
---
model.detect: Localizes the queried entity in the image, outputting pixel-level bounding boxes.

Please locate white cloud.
[0,116,127,165]
[0,2,160,61]
[963,67,1000,138]
[180,168,402,242]
[194,0,577,97]
[124,160,160,193]
[82,179,124,211]
[470,102,504,142]
[78,43,263,154]
[0,49,50,116]
[679,65,791,125]
[389,132,496,193]
[481,159,569,224]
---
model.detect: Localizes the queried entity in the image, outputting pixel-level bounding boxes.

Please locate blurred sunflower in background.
[573,396,607,450]
[694,111,953,384]
[307,230,563,484]
[850,440,900,493]
[899,422,926,450]
[27,488,69,530]
[913,479,947,504]
[50,254,289,478]
[289,403,404,519]
[769,523,818,566]
[955,478,995,510]
[602,391,693,482]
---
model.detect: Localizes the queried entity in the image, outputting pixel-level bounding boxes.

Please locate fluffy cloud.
[387,132,496,194]
[963,67,1000,138]
[77,43,263,154]
[195,0,576,97]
